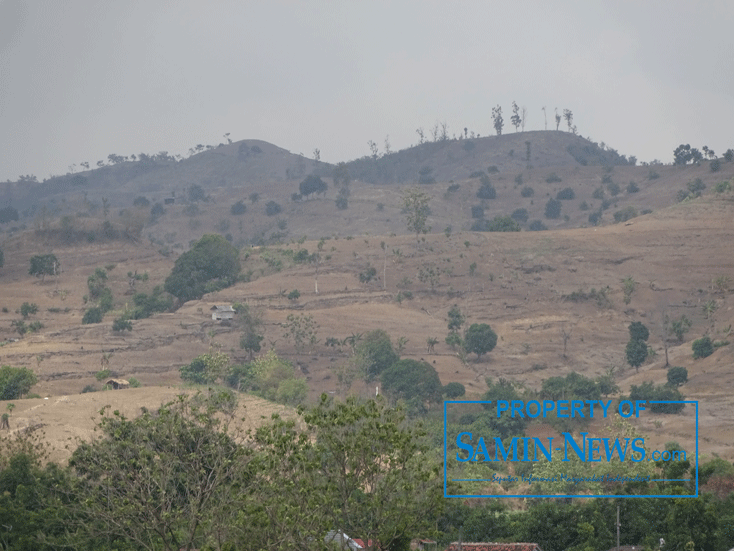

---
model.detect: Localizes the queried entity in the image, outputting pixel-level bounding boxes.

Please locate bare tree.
[555,108,561,131]
[416,127,425,144]
[521,106,527,131]
[563,109,573,132]
[560,325,572,358]
[542,106,547,130]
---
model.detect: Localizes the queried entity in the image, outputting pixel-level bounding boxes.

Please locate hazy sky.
[1,0,733,182]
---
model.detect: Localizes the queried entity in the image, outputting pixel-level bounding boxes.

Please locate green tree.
[299,174,328,199]
[0,366,38,400]
[180,350,231,385]
[20,302,38,318]
[112,317,133,332]
[443,382,466,398]
[265,200,282,216]
[28,254,59,282]
[81,307,103,325]
[164,234,241,303]
[492,105,504,135]
[401,187,431,242]
[447,305,465,332]
[667,366,688,387]
[628,321,649,342]
[464,323,498,359]
[692,336,714,359]
[545,198,562,219]
[69,393,252,551]
[625,338,648,371]
[381,359,443,411]
[355,329,399,381]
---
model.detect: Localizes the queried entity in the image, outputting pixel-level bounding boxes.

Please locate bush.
[545,173,562,183]
[464,323,498,359]
[588,210,603,226]
[471,205,484,219]
[95,369,111,381]
[692,336,714,359]
[511,208,529,223]
[472,216,521,232]
[528,220,547,231]
[82,307,103,324]
[592,187,605,200]
[443,382,466,398]
[556,187,575,200]
[520,186,534,198]
[626,181,639,193]
[667,366,688,387]
[133,196,150,207]
[544,198,561,219]
[81,384,97,393]
[477,182,496,200]
[607,181,621,196]
[579,201,590,211]
[230,200,247,215]
[180,356,211,385]
[20,302,38,318]
[629,381,685,413]
[287,289,301,301]
[0,365,38,399]
[714,180,732,193]
[710,159,721,172]
[112,318,133,332]
[128,377,142,388]
[265,201,282,216]
[613,206,638,223]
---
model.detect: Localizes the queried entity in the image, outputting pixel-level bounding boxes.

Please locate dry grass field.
[1,133,733,465]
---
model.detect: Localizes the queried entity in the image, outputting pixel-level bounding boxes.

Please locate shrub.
[579,201,590,211]
[469,170,484,178]
[724,149,734,162]
[626,181,639,193]
[607,181,621,196]
[592,187,605,200]
[472,216,521,232]
[714,180,732,193]
[545,173,562,183]
[287,289,301,301]
[82,307,103,324]
[265,201,282,216]
[692,336,714,359]
[629,381,685,413]
[95,369,111,381]
[230,200,247,215]
[667,367,688,387]
[528,220,547,231]
[477,182,497,200]
[112,318,133,332]
[556,187,575,200]
[544,198,561,219]
[443,382,466,398]
[20,302,38,318]
[487,165,499,173]
[613,206,638,223]
[520,186,534,198]
[648,169,659,180]
[81,384,97,393]
[471,205,484,219]
[710,159,721,172]
[133,196,150,207]
[511,208,529,223]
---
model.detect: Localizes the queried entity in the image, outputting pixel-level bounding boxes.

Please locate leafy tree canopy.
[29,254,59,282]
[0,365,38,400]
[355,329,399,380]
[164,234,241,303]
[381,359,443,410]
[299,174,328,198]
[464,323,498,358]
[629,321,650,342]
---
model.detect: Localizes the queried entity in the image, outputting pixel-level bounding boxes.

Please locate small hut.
[105,379,130,390]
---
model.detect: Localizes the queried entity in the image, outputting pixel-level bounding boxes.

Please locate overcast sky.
[1,0,733,182]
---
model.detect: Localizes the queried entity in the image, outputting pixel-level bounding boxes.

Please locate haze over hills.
[0,127,733,468]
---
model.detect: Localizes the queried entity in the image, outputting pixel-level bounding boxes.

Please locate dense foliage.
[164,234,241,303]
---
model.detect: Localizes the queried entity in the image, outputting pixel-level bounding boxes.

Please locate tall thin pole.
[616,505,621,551]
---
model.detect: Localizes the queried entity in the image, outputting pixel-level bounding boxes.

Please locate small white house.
[211,305,235,322]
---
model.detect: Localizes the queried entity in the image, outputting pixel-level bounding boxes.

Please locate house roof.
[446,544,542,551]
[210,305,235,312]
